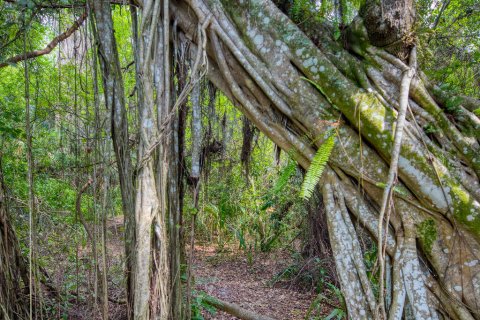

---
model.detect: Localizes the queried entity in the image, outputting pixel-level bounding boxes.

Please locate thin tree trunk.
[376,46,416,318]
[23,16,41,317]
[186,80,203,319]
[88,2,136,317]
[91,21,110,318]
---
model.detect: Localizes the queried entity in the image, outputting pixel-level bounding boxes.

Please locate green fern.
[273,159,297,194]
[300,132,336,200]
[261,158,297,211]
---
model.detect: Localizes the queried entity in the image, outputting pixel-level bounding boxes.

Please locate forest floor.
[193,245,322,319]
[61,216,325,319]
[65,215,128,320]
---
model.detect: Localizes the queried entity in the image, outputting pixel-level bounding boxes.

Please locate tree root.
[201,295,275,320]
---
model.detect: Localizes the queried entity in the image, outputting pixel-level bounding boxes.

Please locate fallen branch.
[202,295,275,320]
[0,10,87,69]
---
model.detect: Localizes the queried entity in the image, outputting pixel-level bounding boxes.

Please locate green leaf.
[300,132,335,200]
[333,27,341,41]
[235,229,247,250]
[272,159,296,194]
[325,309,343,320]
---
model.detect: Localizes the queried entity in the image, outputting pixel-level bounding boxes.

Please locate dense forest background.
[0,0,479,319]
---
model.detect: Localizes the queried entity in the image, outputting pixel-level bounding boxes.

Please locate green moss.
[411,84,480,174]
[450,184,480,237]
[346,18,370,56]
[351,92,396,147]
[417,219,437,255]
[423,122,439,135]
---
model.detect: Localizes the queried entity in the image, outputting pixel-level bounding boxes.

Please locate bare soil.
[193,244,319,319]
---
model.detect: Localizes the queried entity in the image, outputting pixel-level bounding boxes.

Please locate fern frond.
[261,156,297,211]
[300,133,336,200]
[272,159,297,194]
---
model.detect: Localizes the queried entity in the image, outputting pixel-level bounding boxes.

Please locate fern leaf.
[273,160,297,194]
[300,134,335,200]
[261,157,297,210]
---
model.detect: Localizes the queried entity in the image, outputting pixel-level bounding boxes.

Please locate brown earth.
[192,245,323,320]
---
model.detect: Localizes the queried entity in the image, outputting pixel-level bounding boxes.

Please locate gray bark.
[191,82,202,180]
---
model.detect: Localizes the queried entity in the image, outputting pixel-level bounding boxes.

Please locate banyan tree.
[1,0,479,319]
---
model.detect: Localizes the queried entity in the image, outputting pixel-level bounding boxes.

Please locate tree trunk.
[88,2,136,318]
[361,0,416,61]
[170,0,480,318]
[0,154,29,320]
[130,1,173,318]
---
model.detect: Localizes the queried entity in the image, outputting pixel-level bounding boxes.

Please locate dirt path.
[193,245,317,320]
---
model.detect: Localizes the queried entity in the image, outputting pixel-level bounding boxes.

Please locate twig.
[76,178,94,242]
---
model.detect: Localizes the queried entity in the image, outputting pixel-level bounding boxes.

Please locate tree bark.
[361,0,416,60]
